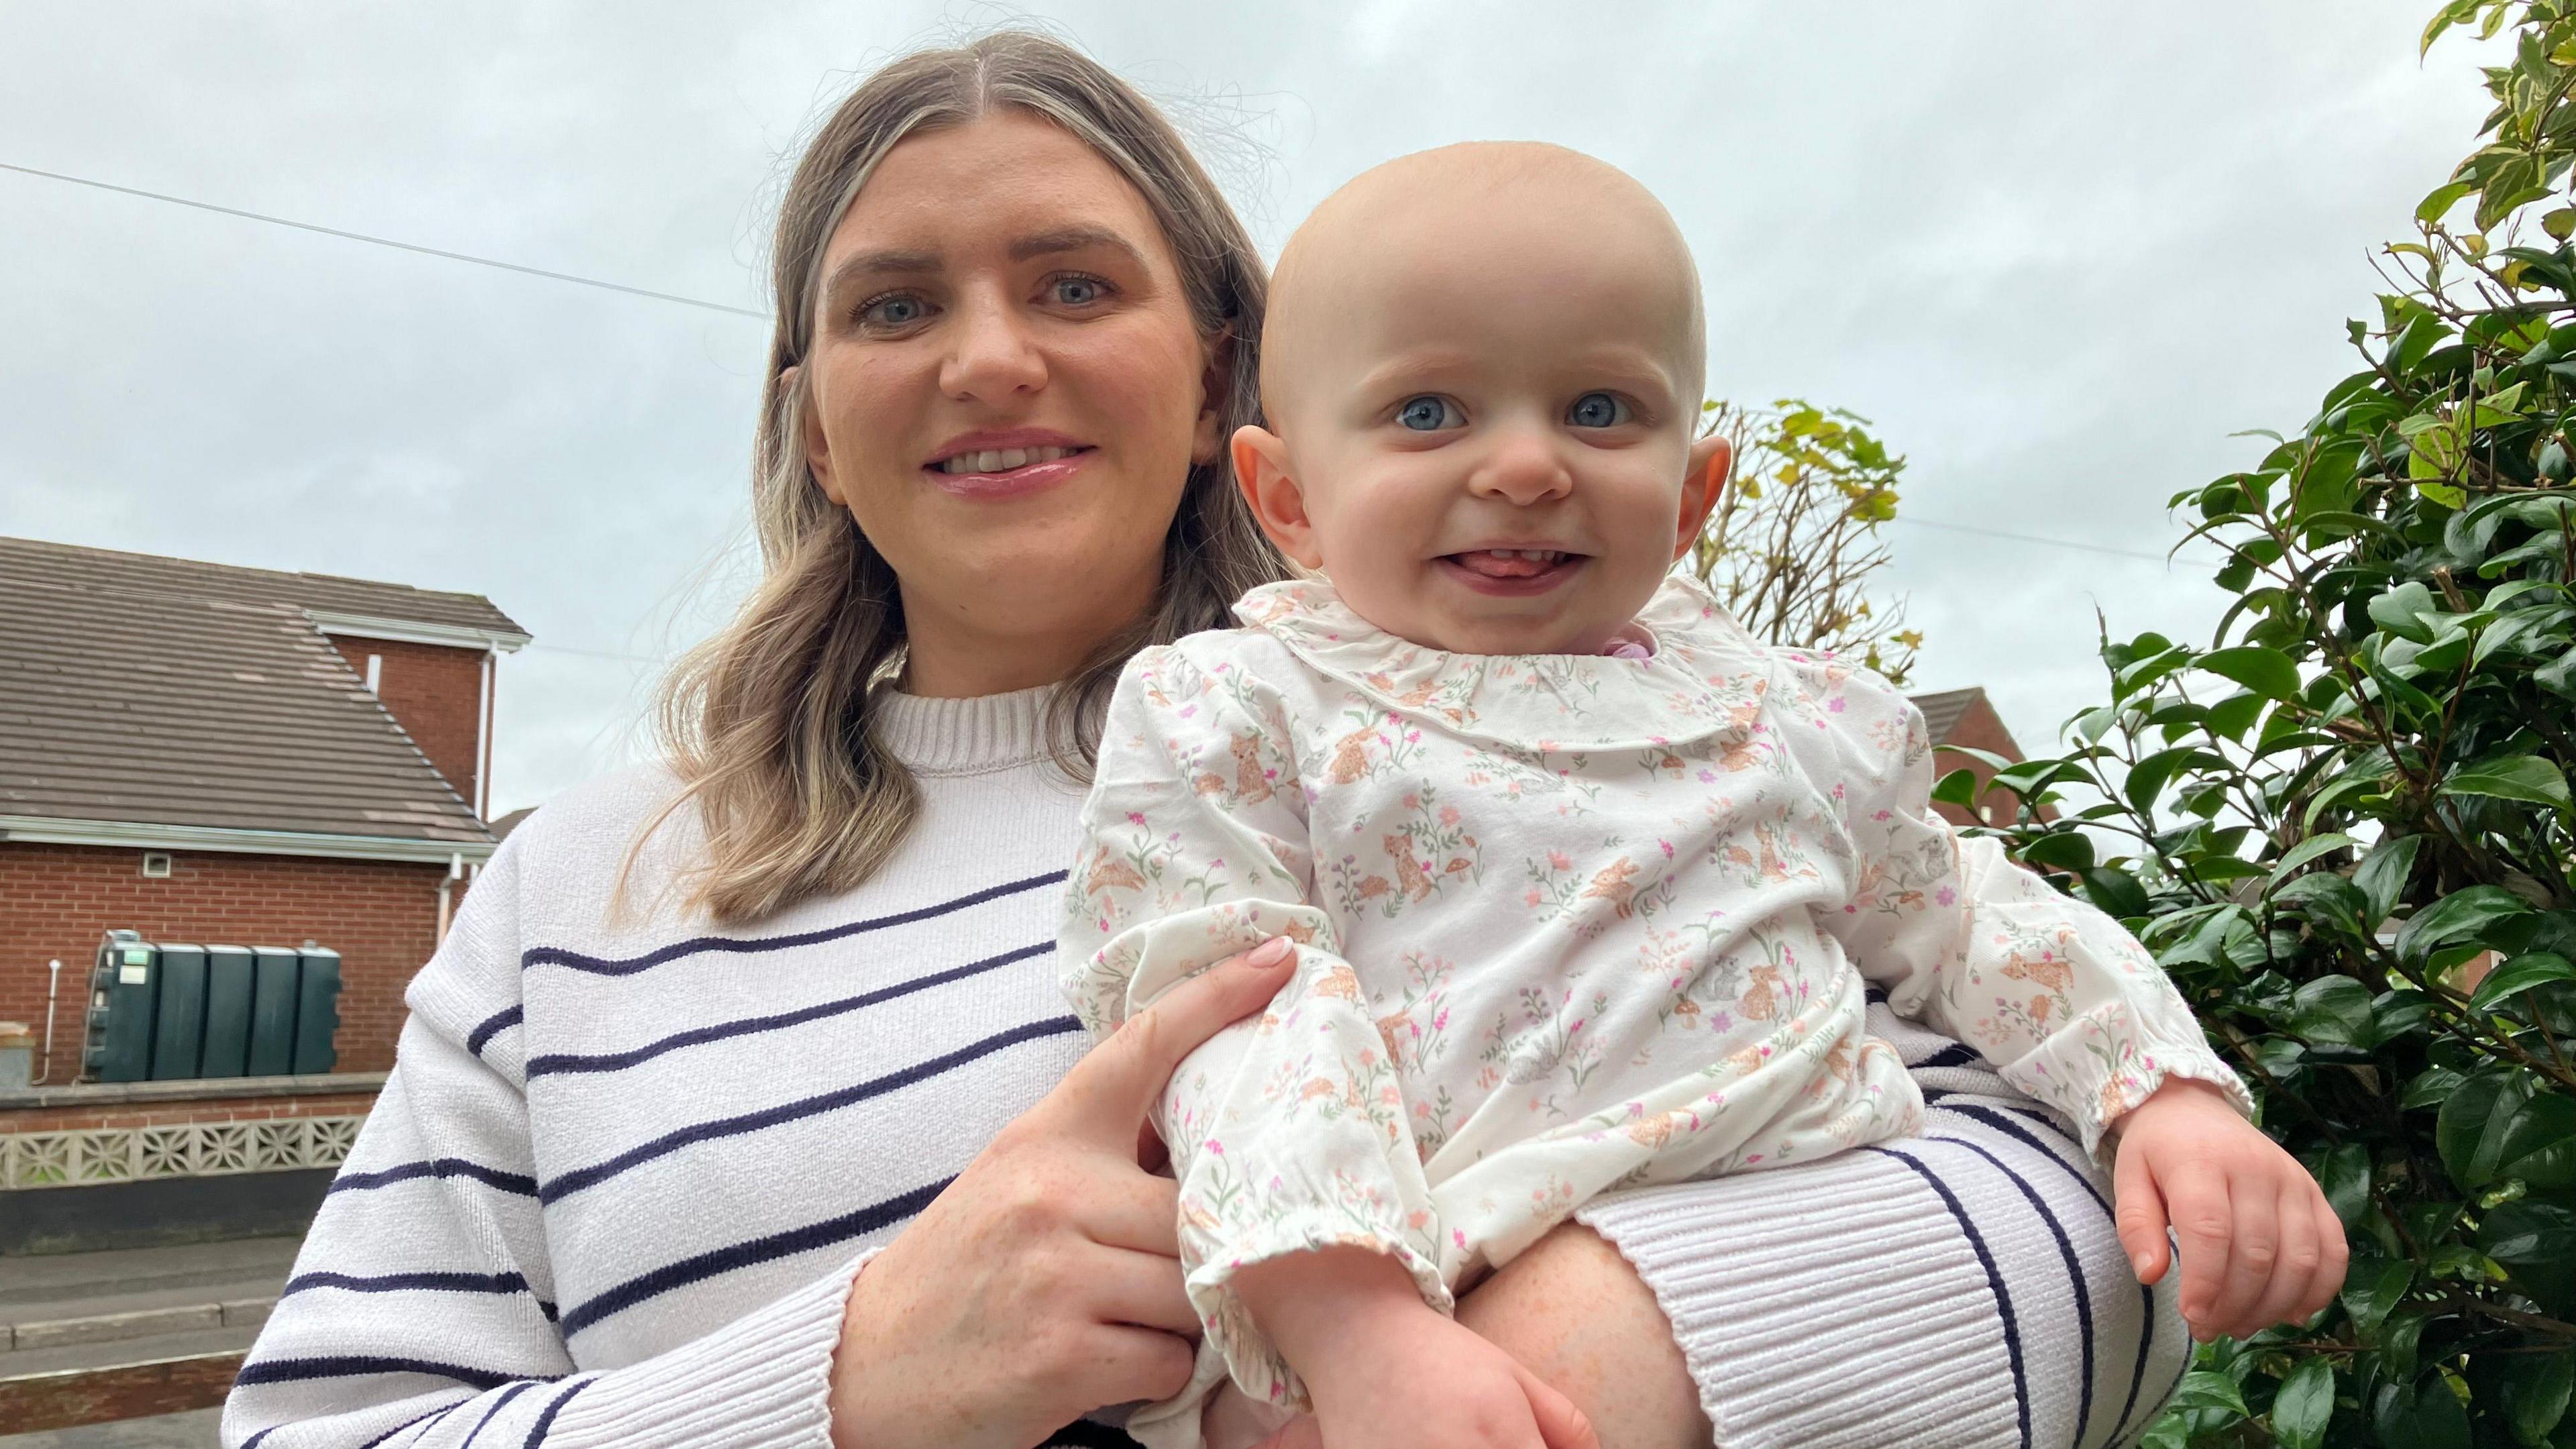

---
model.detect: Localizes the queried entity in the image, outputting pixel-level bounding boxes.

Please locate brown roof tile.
[0,535,525,640]
[0,539,500,844]
[1910,687,1984,747]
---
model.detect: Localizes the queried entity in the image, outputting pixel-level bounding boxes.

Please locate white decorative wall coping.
[0,1116,366,1191]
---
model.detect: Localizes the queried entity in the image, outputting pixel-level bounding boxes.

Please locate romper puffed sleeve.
[1787,656,2251,1158]
[1059,641,1446,1410]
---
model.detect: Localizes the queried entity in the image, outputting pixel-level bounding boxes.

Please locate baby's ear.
[1232,426,1325,570]
[1673,431,1733,561]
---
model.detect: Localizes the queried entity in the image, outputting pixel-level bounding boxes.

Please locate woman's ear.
[1672,432,1733,561]
[786,366,847,508]
[1232,425,1323,569]
[1191,333,1234,466]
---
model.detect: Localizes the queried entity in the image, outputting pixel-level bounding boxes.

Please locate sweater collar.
[871,682,1062,776]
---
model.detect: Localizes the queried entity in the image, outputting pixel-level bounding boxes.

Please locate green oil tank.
[246,947,302,1077]
[291,947,341,1075]
[148,944,208,1079]
[81,932,158,1083]
[199,946,254,1078]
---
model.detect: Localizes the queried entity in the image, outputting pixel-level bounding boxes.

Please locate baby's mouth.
[1445,548,1580,580]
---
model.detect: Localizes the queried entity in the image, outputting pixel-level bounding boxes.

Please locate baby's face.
[1240,155,1711,657]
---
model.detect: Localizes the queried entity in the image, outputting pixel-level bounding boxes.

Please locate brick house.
[0,536,524,1251]
[1913,686,2031,828]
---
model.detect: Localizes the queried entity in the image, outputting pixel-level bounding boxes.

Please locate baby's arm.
[1059,645,1452,1411]
[1801,661,2341,1336]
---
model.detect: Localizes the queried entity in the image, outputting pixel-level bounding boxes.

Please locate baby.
[1059,144,2247,1449]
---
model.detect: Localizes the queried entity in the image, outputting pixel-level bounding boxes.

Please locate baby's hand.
[1233,1248,1596,1449]
[2110,1077,2349,1341]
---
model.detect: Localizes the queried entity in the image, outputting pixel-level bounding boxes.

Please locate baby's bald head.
[1260,142,1705,430]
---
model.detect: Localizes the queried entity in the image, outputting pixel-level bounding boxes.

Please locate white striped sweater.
[223,684,2187,1449]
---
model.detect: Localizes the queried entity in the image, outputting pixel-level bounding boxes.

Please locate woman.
[224,32,2312,1449]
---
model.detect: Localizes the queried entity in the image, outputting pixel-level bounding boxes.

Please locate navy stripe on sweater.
[281,1269,557,1320]
[1937,1132,2098,1449]
[538,1016,1082,1205]
[329,1157,539,1199]
[360,1400,467,1448]
[1868,1144,2032,1449]
[521,871,1067,976]
[524,940,1053,1079]
[558,1176,951,1336]
[467,1005,523,1057]
[460,1381,537,1448]
[522,1376,594,1448]
[233,1354,533,1392]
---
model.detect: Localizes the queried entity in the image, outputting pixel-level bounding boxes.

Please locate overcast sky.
[0,3,2504,817]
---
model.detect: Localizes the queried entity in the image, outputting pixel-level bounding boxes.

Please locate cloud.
[0,0,2502,809]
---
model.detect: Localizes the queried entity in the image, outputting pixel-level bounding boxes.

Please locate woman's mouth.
[923,444,1095,499]
[1438,549,1585,595]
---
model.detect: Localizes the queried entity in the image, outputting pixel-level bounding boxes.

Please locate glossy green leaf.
[2355,835,2425,924]
[2470,952,2576,1011]
[2372,1374,2471,1449]
[2167,1369,2249,1417]
[2341,1255,2414,1336]
[2263,832,2356,894]
[2292,975,2376,1047]
[2443,753,2573,810]
[2317,1141,2372,1228]
[2197,645,2305,702]
[2397,887,2534,969]
[2500,1351,2575,1447]
[2269,1358,2336,1449]
[2079,867,2151,920]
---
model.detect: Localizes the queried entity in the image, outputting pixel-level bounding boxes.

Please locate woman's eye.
[860,294,927,329]
[1397,396,1461,431]
[1568,392,1631,429]
[1051,276,1105,305]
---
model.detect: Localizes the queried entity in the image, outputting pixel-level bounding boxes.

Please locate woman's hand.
[2110,1076,2349,1342]
[826,936,1299,1449]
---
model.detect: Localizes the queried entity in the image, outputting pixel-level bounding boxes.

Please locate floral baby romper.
[1059,574,2243,1446]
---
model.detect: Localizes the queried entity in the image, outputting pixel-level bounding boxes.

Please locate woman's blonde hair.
[653,32,1283,925]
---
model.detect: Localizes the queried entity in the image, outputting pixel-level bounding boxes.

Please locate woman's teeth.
[936,445,1079,475]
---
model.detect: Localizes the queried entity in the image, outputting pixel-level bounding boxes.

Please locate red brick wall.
[0,1090,380,1136]
[0,843,450,1075]
[1931,694,2027,829]
[331,637,488,815]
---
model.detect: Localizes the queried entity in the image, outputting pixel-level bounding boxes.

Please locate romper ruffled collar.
[1231,572,1770,752]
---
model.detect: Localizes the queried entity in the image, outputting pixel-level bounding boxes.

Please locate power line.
[0,160,2252,575]
[1892,515,2222,566]
[0,160,766,319]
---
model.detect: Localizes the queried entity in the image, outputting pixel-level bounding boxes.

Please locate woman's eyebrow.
[823,248,942,295]
[1008,225,1148,266]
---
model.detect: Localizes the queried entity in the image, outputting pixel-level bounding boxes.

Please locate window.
[140,852,174,879]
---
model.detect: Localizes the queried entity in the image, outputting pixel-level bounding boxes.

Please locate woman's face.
[800,111,1221,696]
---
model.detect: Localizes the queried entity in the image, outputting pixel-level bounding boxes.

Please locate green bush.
[1964,5,2576,1444]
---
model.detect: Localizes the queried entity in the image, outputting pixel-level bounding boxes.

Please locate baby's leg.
[1457,1224,1715,1449]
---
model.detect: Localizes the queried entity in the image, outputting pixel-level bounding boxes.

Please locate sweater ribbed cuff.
[1577,1160,2014,1449]
[546,1249,876,1449]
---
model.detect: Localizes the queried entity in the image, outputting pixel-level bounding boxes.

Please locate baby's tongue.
[1452,550,1556,579]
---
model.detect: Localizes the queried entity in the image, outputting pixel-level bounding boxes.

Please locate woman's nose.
[1466,427,1575,506]
[938,290,1049,402]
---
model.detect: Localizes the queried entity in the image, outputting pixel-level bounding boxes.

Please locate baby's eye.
[1397,396,1463,431]
[1568,392,1632,429]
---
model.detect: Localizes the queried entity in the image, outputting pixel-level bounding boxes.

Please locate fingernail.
[1245,936,1293,967]
[2131,1253,2152,1276]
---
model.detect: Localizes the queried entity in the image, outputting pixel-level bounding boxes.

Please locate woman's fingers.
[2111,1134,2171,1285]
[1081,1170,1182,1256]
[1511,1358,1603,1449]
[1056,936,1297,1153]
[1081,1323,1200,1409]
[1086,1243,1205,1336]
